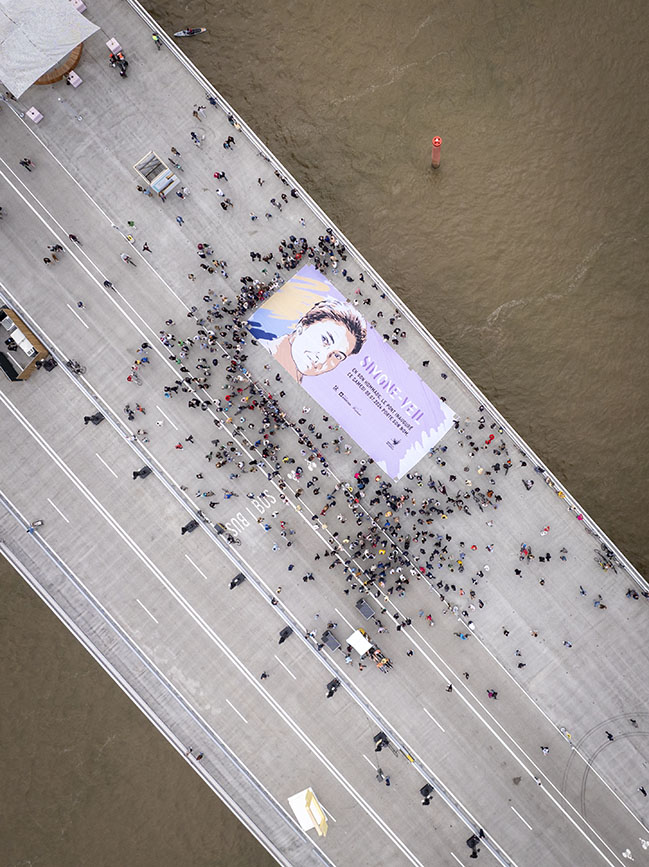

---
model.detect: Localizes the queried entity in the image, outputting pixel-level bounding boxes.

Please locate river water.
[3,1,648,864]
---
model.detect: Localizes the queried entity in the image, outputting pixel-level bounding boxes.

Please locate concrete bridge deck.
[1,2,648,866]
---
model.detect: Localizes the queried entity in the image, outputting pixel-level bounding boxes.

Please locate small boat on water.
[174,27,207,38]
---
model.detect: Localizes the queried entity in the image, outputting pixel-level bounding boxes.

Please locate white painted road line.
[450,853,464,866]
[47,497,70,523]
[95,453,118,478]
[226,698,248,724]
[184,553,209,580]
[274,654,297,680]
[66,303,89,328]
[423,707,446,733]
[136,598,158,623]
[335,606,354,629]
[0,389,481,867]
[363,754,377,769]
[155,404,179,429]
[511,805,533,830]
[320,801,337,823]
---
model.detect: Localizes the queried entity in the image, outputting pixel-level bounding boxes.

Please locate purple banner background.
[247,265,455,478]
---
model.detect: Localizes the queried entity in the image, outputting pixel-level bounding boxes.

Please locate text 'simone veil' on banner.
[247,266,455,479]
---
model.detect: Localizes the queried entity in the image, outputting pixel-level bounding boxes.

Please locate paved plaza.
[1,2,648,866]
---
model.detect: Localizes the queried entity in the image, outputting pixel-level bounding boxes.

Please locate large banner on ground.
[247,265,455,479]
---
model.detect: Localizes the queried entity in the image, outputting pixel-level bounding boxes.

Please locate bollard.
[431,136,442,169]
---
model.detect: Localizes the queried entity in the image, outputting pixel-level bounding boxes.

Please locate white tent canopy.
[0,0,98,98]
[347,629,373,656]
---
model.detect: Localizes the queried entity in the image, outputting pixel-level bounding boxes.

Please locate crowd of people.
[129,187,549,677]
[120,101,643,690]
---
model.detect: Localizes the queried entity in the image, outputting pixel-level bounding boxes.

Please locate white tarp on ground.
[0,0,99,97]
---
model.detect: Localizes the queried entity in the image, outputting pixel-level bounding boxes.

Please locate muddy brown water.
[2,1,648,864]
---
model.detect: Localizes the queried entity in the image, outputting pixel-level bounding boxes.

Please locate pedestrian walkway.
[0,2,647,865]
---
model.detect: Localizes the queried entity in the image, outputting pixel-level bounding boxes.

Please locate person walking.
[121,253,136,266]
[176,215,184,227]
[19,158,34,171]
